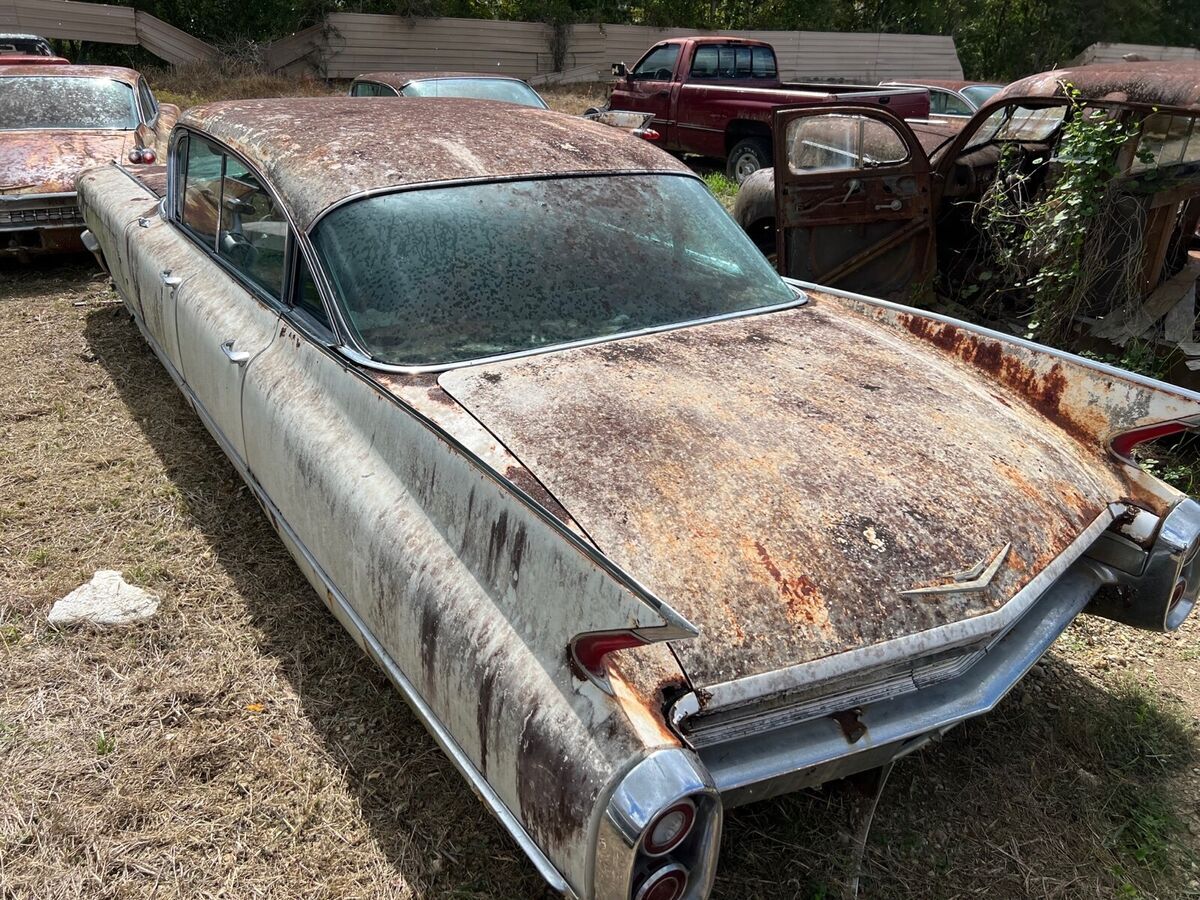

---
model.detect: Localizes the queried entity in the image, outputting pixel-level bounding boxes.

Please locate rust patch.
[831,708,867,743]
[899,314,1094,446]
[748,539,831,629]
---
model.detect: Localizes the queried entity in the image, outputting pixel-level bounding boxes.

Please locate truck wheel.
[727,138,771,184]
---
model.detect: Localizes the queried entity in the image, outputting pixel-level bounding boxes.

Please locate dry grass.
[3,258,1199,900]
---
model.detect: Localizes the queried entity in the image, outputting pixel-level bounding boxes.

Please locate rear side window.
[351,81,394,97]
[293,255,331,331]
[631,44,679,81]
[137,79,158,121]
[176,133,288,300]
[180,136,223,248]
[929,89,972,117]
[690,45,776,80]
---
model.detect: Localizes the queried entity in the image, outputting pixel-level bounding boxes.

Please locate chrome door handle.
[160,270,181,288]
[220,339,250,367]
[875,199,903,211]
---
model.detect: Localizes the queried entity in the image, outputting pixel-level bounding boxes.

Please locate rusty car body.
[77,96,1200,900]
[734,61,1200,351]
[349,70,549,108]
[0,63,177,257]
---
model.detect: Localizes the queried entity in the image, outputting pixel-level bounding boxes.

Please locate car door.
[622,42,680,137]
[172,131,282,464]
[772,105,936,299]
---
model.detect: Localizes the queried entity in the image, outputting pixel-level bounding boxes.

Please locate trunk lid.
[0,129,131,194]
[437,302,1136,692]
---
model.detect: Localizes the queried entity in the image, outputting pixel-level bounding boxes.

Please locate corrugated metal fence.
[0,0,216,65]
[0,1,965,82]
[272,14,965,82]
[1072,41,1200,65]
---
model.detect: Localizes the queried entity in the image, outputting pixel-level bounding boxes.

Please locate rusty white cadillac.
[77,97,1200,900]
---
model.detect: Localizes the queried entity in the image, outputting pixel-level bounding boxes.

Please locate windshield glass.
[313,175,797,367]
[962,84,1003,108]
[962,104,1066,152]
[402,78,547,108]
[0,76,137,130]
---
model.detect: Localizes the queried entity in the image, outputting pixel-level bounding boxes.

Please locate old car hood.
[437,301,1135,691]
[0,129,131,194]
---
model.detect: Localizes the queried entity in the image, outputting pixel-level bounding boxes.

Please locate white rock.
[48,570,160,626]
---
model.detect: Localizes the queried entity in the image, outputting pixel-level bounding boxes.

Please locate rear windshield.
[0,76,137,130]
[312,174,797,367]
[402,78,548,109]
[961,84,1003,108]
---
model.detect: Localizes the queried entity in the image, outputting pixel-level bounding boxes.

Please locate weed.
[0,623,19,646]
[95,730,116,757]
[703,171,739,207]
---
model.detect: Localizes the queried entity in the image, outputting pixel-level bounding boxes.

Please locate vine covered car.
[77,97,1200,900]
[0,63,176,257]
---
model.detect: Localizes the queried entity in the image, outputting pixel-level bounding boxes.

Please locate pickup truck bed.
[608,36,931,181]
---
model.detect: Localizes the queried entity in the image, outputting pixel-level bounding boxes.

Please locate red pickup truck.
[607,37,931,182]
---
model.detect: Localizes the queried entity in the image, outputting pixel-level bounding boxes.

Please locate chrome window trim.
[112,283,575,897]
[166,124,344,340]
[306,170,804,372]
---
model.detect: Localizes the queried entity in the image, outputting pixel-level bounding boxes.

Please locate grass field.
[2,70,1200,900]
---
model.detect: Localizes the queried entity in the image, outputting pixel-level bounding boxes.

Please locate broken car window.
[312,174,797,367]
[787,114,909,172]
[0,76,138,130]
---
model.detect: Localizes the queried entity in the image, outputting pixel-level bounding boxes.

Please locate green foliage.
[972,83,1150,343]
[702,171,738,206]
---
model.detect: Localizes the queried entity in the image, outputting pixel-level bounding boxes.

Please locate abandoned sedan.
[0,64,176,257]
[349,70,549,108]
[78,97,1200,900]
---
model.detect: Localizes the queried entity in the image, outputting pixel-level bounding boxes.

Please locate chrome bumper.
[700,564,1104,808]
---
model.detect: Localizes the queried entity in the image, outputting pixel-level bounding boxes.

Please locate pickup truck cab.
[608,37,931,181]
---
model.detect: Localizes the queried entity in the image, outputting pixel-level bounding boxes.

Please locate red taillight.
[570,630,646,678]
[635,864,688,900]
[643,798,696,856]
[1110,421,1189,462]
[127,148,143,164]
[140,148,156,164]
[639,128,661,141]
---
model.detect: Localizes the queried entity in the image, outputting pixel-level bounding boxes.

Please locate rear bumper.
[0,191,86,255]
[701,564,1104,807]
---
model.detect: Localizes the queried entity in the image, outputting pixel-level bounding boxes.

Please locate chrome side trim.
[676,505,1118,718]
[334,290,808,375]
[115,285,576,898]
[703,563,1104,806]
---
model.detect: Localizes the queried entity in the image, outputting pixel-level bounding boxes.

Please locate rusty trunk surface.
[0,129,131,194]
[437,299,1146,689]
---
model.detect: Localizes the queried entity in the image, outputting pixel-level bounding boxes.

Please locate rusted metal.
[179,98,687,230]
[437,298,1151,690]
[994,61,1200,110]
[0,130,132,193]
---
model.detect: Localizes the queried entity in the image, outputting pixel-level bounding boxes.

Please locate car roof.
[0,33,46,40]
[994,61,1200,110]
[0,63,139,83]
[179,97,690,230]
[882,79,1002,92]
[352,71,529,89]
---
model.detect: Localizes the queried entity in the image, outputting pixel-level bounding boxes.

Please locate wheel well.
[725,120,772,154]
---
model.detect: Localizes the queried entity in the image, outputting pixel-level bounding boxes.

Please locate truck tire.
[727,137,772,184]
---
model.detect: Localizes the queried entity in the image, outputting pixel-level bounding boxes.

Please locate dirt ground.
[2,77,1200,900]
